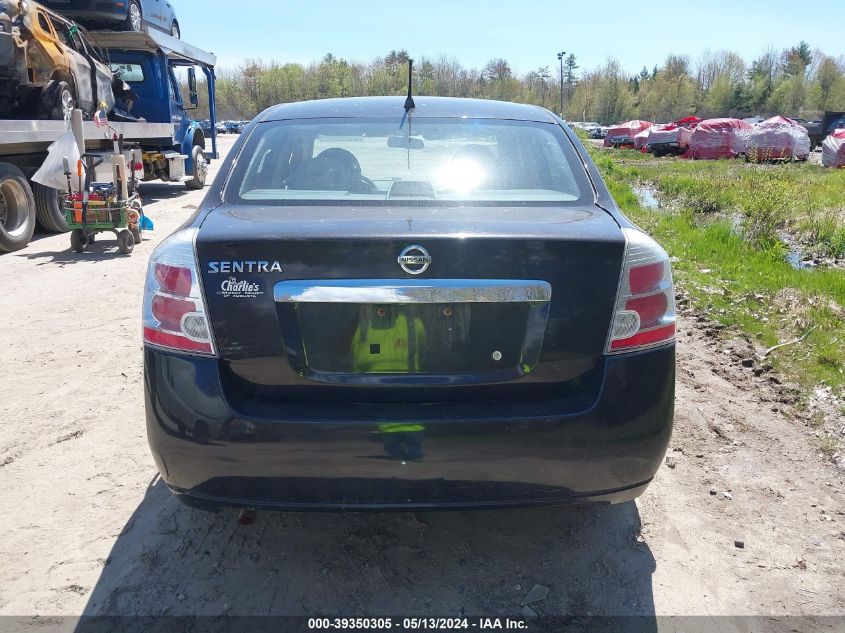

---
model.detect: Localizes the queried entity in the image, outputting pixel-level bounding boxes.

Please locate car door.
[47,15,94,111]
[162,0,177,34]
[141,0,167,31]
[28,11,67,86]
[79,32,116,112]
[167,65,186,131]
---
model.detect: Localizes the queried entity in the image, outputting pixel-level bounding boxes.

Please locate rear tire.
[34,183,69,233]
[117,229,134,255]
[185,144,207,189]
[171,21,180,38]
[131,227,142,244]
[70,229,86,253]
[0,163,36,253]
[125,0,143,32]
[38,80,75,121]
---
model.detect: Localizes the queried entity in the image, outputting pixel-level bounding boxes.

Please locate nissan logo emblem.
[398,245,432,275]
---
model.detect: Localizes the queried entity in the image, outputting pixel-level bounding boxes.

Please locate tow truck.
[0,29,218,252]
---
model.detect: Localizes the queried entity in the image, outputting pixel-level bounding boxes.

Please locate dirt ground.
[0,133,843,625]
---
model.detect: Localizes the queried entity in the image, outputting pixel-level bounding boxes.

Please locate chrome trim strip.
[274,279,552,304]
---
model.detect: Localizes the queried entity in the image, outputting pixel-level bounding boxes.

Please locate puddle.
[632,185,660,210]
[786,251,814,270]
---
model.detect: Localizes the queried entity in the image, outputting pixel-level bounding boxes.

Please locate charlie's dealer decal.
[218,277,264,299]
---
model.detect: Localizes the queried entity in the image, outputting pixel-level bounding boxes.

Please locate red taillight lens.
[629,261,664,294]
[142,229,214,356]
[143,327,214,353]
[607,228,676,354]
[151,295,196,332]
[610,324,676,351]
[154,263,192,296]
[626,293,668,329]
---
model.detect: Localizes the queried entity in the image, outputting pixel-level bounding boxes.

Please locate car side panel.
[141,0,168,31]
[25,8,71,86]
[39,2,127,25]
[63,47,94,111]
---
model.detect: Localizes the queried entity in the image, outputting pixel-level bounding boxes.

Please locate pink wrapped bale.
[688,118,753,159]
[746,116,811,162]
[822,129,845,168]
[647,125,680,146]
[634,127,653,150]
[677,126,694,149]
[604,120,652,147]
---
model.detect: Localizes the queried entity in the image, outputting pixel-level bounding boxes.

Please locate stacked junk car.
[595,108,845,169]
[0,0,218,252]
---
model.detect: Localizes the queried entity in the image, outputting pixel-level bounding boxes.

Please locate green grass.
[595,151,845,392]
[593,149,845,257]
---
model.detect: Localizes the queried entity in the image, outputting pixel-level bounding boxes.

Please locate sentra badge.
[208,261,283,274]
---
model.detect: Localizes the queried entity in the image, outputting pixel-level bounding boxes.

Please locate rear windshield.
[225,117,589,206]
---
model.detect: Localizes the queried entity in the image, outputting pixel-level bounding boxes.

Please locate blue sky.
[176,0,845,74]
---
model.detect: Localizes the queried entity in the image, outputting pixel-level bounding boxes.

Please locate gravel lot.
[0,133,843,625]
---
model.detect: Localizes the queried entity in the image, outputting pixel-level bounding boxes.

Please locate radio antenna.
[404,58,415,112]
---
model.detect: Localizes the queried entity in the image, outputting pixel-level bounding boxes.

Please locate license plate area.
[275,279,551,386]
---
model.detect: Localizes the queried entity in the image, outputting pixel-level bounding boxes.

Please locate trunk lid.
[196,204,624,402]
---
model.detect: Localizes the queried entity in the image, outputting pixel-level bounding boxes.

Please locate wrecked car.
[0,0,114,120]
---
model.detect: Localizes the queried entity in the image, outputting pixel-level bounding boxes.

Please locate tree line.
[190,44,845,125]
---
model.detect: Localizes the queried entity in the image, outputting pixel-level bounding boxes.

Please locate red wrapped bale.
[672,117,701,152]
[688,118,753,159]
[604,120,652,147]
[822,129,845,168]
[634,126,653,150]
[746,116,811,162]
[675,116,702,128]
[647,125,679,145]
[677,126,694,149]
[646,124,684,156]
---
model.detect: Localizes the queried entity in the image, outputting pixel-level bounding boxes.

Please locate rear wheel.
[125,0,143,31]
[70,229,87,253]
[131,227,142,244]
[117,229,134,255]
[171,21,180,38]
[0,163,36,253]
[38,80,75,121]
[34,183,69,233]
[185,145,207,189]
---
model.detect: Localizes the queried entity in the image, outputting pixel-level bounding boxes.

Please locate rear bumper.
[144,345,675,510]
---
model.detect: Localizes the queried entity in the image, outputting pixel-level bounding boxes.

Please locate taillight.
[606,227,676,353]
[142,228,215,356]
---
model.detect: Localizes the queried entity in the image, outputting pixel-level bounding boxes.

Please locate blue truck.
[90,29,218,190]
[0,29,218,251]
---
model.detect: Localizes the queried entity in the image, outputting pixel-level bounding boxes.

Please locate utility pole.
[557,51,566,117]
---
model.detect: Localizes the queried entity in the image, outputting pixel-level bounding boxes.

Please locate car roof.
[258,96,558,124]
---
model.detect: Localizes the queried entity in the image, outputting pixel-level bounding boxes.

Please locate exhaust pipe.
[237,508,257,526]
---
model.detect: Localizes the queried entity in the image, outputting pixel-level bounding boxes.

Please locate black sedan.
[142,96,676,512]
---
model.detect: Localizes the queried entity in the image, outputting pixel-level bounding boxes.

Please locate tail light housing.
[606,227,676,353]
[143,228,216,356]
